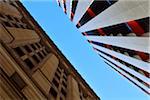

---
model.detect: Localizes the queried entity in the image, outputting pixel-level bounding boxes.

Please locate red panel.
[127,20,145,36]
[97,28,106,36]
[136,51,149,61]
[71,12,74,21]
[87,8,96,17]
[105,44,111,49]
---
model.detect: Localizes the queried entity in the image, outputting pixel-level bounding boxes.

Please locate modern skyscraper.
[0,1,100,100]
[56,0,150,94]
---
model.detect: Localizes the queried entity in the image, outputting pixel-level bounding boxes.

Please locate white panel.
[73,0,94,25]
[104,60,150,94]
[86,36,150,54]
[91,44,150,73]
[95,50,150,84]
[66,0,72,18]
[79,0,149,32]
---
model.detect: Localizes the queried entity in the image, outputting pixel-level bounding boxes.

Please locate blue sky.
[22,1,149,100]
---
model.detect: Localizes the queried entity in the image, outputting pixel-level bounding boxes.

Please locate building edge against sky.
[0,1,100,100]
[56,0,150,94]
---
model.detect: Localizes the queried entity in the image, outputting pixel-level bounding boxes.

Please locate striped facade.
[56,0,150,94]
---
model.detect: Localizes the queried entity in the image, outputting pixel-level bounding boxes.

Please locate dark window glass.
[90,1,109,15]
[52,79,59,88]
[39,41,44,46]
[62,81,67,88]
[13,23,20,28]
[61,88,66,97]
[42,50,46,56]
[72,0,78,14]
[78,12,93,27]
[64,1,67,14]
[58,0,61,7]
[109,0,118,4]
[63,71,67,76]
[45,47,50,53]
[20,24,25,29]
[6,15,13,20]
[85,30,100,36]
[63,75,67,81]
[24,45,32,53]
[60,97,63,100]
[37,52,44,59]
[136,17,149,33]
[0,14,4,18]
[102,23,131,36]
[14,47,24,57]
[55,73,60,80]
[38,43,42,47]
[36,43,41,48]
[57,68,61,74]
[24,59,34,69]
[26,25,31,29]
[31,44,36,50]
[11,72,26,91]
[32,55,40,63]
[50,87,57,98]
[3,22,11,27]
[14,17,20,22]
[80,96,83,100]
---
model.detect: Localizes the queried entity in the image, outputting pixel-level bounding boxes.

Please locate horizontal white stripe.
[104,59,150,94]
[79,1,149,32]
[91,44,150,73]
[86,36,150,54]
[73,0,94,25]
[95,50,150,84]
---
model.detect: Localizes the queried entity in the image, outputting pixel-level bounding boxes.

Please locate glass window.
[13,23,20,28]
[14,47,25,57]
[31,44,36,50]
[24,45,32,53]
[11,72,26,91]
[6,15,13,20]
[62,81,67,88]
[61,88,66,97]
[55,73,60,80]
[24,59,34,69]
[3,22,11,27]
[32,55,40,63]
[0,13,4,18]
[50,87,57,98]
[37,52,44,59]
[52,78,59,88]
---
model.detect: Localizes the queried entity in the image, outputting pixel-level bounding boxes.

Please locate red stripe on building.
[97,28,106,36]
[127,20,145,36]
[87,8,96,17]
[136,51,149,61]
[71,12,74,21]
